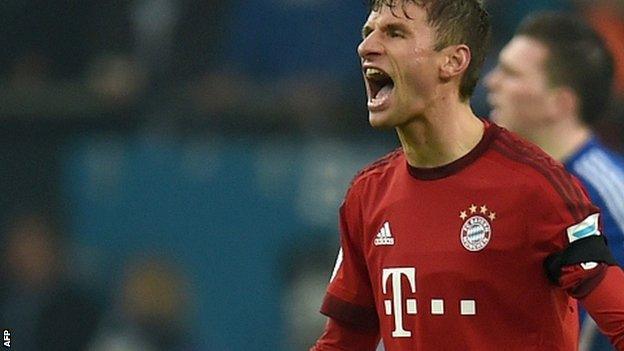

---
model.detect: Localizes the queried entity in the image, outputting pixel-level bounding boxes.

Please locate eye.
[500,65,519,78]
[388,29,404,38]
[361,26,373,39]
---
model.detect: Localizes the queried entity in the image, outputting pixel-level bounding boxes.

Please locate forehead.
[364,2,428,28]
[500,36,550,72]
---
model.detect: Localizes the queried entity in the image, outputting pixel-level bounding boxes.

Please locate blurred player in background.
[311,1,624,350]
[486,12,624,351]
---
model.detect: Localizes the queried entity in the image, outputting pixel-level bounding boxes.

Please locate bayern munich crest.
[459,204,496,252]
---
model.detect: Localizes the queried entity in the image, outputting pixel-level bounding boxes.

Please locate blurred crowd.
[1,0,623,138]
[0,0,368,135]
[1,1,623,350]
[0,209,196,351]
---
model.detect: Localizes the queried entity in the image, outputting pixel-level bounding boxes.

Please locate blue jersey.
[567,137,624,351]
[566,137,624,266]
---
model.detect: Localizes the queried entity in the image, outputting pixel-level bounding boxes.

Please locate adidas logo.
[374,221,395,246]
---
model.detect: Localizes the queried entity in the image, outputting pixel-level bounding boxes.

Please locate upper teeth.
[366,68,386,78]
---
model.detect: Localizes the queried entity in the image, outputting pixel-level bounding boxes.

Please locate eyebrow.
[361,22,410,39]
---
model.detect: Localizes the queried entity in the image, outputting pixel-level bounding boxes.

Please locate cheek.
[397,63,434,99]
[391,49,432,88]
[509,89,552,125]
[505,83,543,108]
[412,47,429,63]
[493,83,543,126]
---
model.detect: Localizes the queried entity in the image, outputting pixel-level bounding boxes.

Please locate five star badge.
[458,204,496,252]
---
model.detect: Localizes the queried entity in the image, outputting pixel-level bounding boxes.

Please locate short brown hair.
[368,0,491,100]
[517,12,614,124]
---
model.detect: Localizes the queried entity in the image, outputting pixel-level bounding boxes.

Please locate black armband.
[544,235,618,284]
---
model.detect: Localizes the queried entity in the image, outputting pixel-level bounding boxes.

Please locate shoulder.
[489,127,594,222]
[490,126,563,173]
[567,139,624,205]
[567,139,624,230]
[341,147,403,204]
[569,139,624,180]
[489,127,569,187]
[348,148,403,190]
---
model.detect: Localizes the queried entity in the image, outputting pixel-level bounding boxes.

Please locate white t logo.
[382,267,417,337]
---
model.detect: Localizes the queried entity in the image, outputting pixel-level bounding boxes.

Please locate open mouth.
[364,67,395,109]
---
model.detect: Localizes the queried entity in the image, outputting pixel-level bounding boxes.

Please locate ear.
[439,44,471,80]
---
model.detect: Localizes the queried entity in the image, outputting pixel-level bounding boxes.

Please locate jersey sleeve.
[309,317,380,351]
[550,176,616,296]
[320,186,379,331]
[579,265,624,350]
[537,174,624,347]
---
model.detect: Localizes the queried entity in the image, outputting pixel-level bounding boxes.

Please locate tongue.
[375,84,393,100]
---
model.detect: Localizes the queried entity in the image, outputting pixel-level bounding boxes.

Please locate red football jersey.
[322,121,603,350]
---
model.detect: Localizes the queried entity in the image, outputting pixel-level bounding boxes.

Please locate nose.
[357,32,383,60]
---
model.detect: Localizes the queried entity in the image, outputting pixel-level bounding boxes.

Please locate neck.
[396,101,484,168]
[523,118,591,162]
